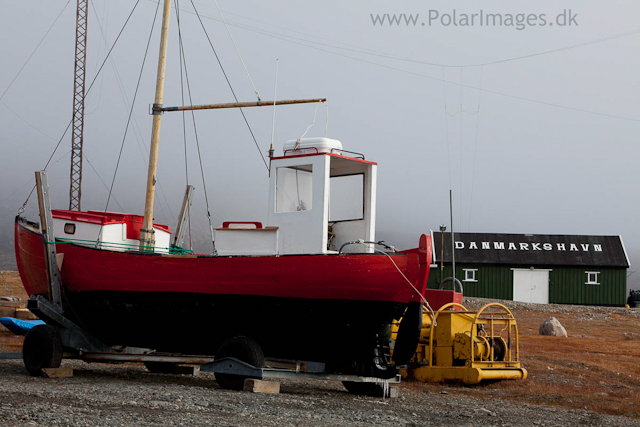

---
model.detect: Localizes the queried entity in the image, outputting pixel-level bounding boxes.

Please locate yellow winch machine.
[393,291,527,384]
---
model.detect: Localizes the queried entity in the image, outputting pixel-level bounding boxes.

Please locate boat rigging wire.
[212,0,262,101]
[177,1,193,249]
[0,0,72,103]
[176,0,217,255]
[189,0,269,171]
[97,0,161,244]
[84,156,125,212]
[0,101,60,142]
[19,0,144,211]
[374,248,437,328]
[338,239,437,326]
[297,101,322,142]
[84,0,110,116]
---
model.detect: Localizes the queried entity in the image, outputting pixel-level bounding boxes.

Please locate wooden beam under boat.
[157,98,326,113]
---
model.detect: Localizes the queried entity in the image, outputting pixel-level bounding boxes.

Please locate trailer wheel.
[23,325,63,376]
[342,381,390,398]
[215,336,265,391]
[144,362,176,374]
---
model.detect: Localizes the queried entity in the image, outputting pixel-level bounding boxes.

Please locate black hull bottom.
[63,291,407,374]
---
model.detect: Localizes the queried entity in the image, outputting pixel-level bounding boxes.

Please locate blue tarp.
[0,317,45,335]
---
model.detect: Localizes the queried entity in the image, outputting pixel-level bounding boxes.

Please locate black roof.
[432,232,630,268]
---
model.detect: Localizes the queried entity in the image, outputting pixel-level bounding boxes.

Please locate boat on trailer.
[14,0,461,392]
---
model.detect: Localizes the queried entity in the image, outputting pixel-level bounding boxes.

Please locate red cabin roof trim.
[270,152,377,165]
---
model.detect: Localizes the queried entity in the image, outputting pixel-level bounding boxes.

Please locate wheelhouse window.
[64,223,76,235]
[463,269,477,282]
[276,165,313,212]
[585,271,600,285]
[329,174,364,222]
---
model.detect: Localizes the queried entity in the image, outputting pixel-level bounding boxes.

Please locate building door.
[512,269,550,304]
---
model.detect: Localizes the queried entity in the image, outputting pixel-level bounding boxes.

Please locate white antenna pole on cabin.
[270,60,279,152]
[268,59,279,176]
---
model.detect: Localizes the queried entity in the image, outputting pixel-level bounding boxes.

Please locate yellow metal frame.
[393,303,527,384]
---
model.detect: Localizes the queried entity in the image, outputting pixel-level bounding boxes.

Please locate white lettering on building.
[450,239,606,253]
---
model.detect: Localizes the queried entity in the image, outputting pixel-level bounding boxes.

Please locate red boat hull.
[15,217,429,304]
[14,216,453,369]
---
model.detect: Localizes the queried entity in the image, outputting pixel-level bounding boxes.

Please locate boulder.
[539,317,568,337]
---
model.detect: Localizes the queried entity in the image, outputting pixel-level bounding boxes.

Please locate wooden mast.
[140,0,172,250]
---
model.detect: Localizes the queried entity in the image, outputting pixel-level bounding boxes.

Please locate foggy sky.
[0,1,638,290]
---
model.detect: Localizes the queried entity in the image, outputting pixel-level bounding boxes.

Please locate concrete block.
[243,379,280,394]
[42,368,73,378]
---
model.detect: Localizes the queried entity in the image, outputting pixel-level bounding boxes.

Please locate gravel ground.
[1,359,638,426]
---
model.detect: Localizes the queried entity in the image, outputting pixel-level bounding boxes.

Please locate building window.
[463,269,478,282]
[585,271,600,285]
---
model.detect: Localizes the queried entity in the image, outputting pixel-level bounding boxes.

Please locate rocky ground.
[0,360,637,427]
[1,271,639,426]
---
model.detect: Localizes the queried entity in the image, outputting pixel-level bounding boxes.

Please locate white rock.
[539,317,568,337]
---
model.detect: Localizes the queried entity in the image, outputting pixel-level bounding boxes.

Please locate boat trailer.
[22,295,399,395]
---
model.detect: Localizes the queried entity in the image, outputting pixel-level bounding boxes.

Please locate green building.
[428,232,630,306]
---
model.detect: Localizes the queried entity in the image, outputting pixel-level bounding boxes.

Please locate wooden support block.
[41,368,73,378]
[15,308,39,321]
[0,307,16,318]
[171,365,200,375]
[0,300,25,308]
[243,379,280,394]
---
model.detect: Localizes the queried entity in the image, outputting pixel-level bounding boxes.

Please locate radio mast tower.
[69,0,88,211]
